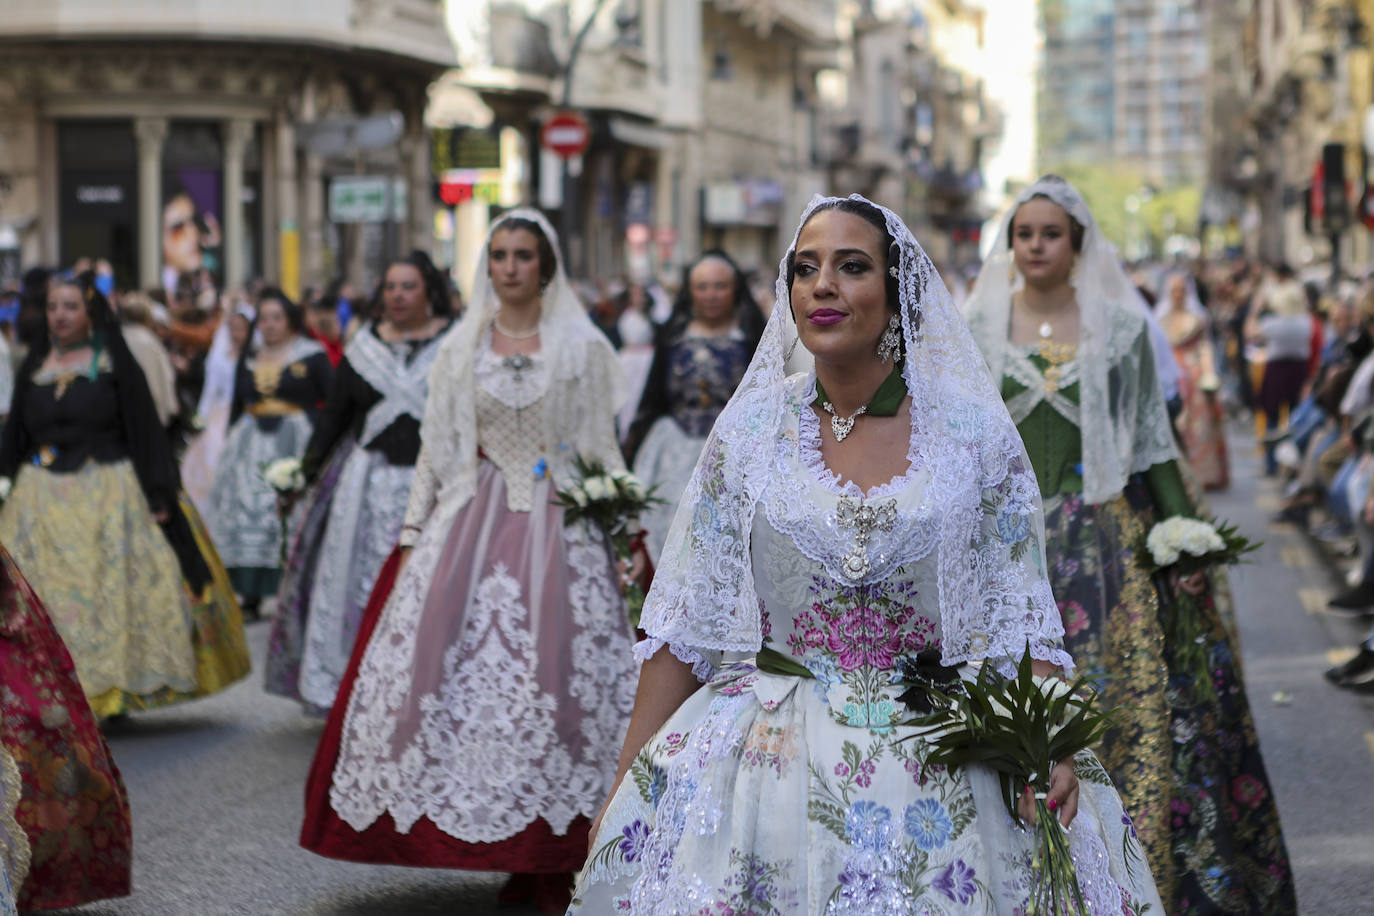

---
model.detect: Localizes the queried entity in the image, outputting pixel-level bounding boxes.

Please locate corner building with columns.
[0,1,453,294]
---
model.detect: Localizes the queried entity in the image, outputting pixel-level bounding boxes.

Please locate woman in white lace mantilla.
[264,251,455,712]
[300,210,637,915]
[570,196,1162,914]
[963,175,1294,915]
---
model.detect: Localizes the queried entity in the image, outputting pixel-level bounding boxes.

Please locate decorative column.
[222,118,254,292]
[134,116,168,291]
[301,150,325,291]
[402,104,433,256]
[275,109,300,301]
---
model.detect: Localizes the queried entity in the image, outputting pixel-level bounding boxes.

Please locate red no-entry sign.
[541,111,591,159]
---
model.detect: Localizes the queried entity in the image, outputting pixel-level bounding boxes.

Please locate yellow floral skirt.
[0,460,249,716]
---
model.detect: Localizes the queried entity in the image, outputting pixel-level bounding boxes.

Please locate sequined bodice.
[474,339,548,512]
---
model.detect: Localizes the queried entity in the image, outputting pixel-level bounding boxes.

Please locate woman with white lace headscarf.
[570,195,1162,913]
[1157,271,1230,489]
[300,210,637,915]
[963,175,1294,915]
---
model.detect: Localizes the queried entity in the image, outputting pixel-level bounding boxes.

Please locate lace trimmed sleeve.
[399,440,439,547]
[952,449,1074,675]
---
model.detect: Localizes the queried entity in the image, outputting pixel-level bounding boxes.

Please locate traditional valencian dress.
[573,195,1163,914]
[0,545,131,910]
[265,319,452,710]
[1157,282,1229,490]
[965,176,1294,915]
[207,335,333,603]
[0,320,248,716]
[627,326,755,561]
[301,210,637,886]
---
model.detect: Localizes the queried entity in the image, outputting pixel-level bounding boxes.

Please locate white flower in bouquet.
[0,477,11,503]
[263,458,305,493]
[584,475,614,502]
[569,485,590,508]
[1147,516,1223,568]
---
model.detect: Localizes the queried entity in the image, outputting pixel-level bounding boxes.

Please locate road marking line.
[1279,546,1309,568]
[1255,492,1280,511]
[1299,587,1329,615]
[1328,647,1358,666]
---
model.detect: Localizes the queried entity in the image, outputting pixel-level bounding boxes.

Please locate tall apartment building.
[1038,0,1116,168]
[1113,0,1208,183]
[1039,0,1208,185]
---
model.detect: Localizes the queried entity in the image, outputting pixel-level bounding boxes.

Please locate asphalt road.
[46,425,1374,914]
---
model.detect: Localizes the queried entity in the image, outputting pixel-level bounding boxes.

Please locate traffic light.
[1323,142,1350,235]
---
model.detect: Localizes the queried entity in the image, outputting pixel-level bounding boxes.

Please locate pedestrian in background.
[623,250,763,561]
[964,175,1296,914]
[265,251,453,712]
[300,210,637,914]
[1247,264,1313,475]
[1157,271,1230,489]
[206,288,333,618]
[0,272,247,716]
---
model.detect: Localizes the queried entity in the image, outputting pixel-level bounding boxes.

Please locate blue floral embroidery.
[995,507,1032,545]
[844,801,892,851]
[903,798,953,850]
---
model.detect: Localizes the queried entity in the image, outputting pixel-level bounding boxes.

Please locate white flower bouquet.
[260,457,306,563]
[261,458,305,494]
[553,456,661,626]
[897,649,1117,916]
[1139,515,1259,703]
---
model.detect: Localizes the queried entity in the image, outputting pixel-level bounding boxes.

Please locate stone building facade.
[0,1,453,295]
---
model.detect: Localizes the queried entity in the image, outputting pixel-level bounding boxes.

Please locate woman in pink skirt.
[300,210,637,914]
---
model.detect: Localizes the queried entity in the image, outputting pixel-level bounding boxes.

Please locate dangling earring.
[876,313,902,363]
[1008,262,1017,284]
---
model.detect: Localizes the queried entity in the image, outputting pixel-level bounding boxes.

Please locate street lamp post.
[557,0,610,275]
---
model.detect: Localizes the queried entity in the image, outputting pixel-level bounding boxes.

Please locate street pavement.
[47,425,1374,914]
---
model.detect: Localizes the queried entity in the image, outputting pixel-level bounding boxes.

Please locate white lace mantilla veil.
[416,208,627,512]
[637,193,1072,678]
[1154,269,1209,322]
[962,175,1178,506]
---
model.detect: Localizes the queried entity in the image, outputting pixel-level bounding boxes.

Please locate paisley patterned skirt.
[1043,489,1296,915]
[0,460,248,716]
[572,663,1163,914]
[0,544,132,910]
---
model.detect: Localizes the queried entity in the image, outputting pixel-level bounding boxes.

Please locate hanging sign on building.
[541,111,591,159]
[329,176,405,223]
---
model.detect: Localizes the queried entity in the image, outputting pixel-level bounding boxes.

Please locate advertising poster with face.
[162,168,223,297]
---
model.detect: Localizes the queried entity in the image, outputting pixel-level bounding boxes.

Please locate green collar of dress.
[813,360,908,417]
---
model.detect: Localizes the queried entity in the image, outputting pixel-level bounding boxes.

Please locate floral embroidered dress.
[998,337,1294,915]
[572,376,1163,914]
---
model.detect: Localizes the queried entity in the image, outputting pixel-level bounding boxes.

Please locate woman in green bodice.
[963,175,1295,916]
